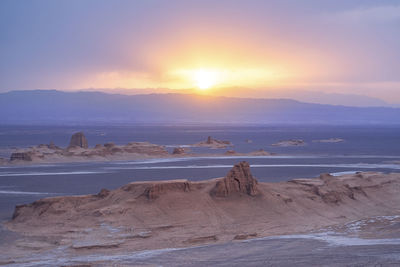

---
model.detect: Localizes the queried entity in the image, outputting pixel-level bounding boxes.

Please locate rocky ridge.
[6,162,400,257]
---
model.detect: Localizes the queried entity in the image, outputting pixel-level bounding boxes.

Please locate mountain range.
[1,90,399,125]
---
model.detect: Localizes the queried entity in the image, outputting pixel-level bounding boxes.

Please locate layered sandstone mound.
[6,163,400,255]
[68,132,89,149]
[289,173,369,204]
[211,161,258,197]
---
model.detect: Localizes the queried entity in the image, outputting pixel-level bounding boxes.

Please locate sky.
[1,0,400,103]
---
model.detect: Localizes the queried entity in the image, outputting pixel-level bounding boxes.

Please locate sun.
[194,69,218,90]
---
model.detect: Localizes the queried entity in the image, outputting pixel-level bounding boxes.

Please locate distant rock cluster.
[8,132,168,163]
[2,133,275,165]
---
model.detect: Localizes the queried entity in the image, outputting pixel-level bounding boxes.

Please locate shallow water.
[1,125,400,220]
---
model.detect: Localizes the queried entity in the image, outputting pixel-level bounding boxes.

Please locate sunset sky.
[1,0,400,103]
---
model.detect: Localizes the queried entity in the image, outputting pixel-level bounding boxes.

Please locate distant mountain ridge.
[0,90,399,125]
[81,87,391,107]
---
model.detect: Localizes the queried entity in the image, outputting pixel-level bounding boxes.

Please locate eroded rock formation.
[210,161,258,197]
[68,132,88,148]
[5,163,400,259]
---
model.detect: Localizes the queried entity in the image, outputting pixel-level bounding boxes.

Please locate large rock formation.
[210,161,259,197]
[68,132,88,149]
[5,164,400,262]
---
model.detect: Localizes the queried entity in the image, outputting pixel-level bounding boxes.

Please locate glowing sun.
[194,69,218,90]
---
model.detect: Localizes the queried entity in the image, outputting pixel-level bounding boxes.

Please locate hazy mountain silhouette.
[81,87,391,107]
[1,90,399,125]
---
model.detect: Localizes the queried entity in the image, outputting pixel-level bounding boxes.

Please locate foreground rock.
[5,163,400,259]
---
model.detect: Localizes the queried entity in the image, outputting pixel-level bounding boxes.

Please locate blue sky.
[1,0,400,102]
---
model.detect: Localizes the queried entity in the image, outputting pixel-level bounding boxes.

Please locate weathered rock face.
[211,161,258,197]
[68,132,88,149]
[10,152,32,161]
[138,180,192,200]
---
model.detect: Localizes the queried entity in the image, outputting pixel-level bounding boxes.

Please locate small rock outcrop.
[211,161,258,197]
[68,132,88,149]
[172,147,186,155]
[206,136,231,145]
[272,139,305,147]
[224,150,236,155]
[193,136,232,149]
[10,152,32,161]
